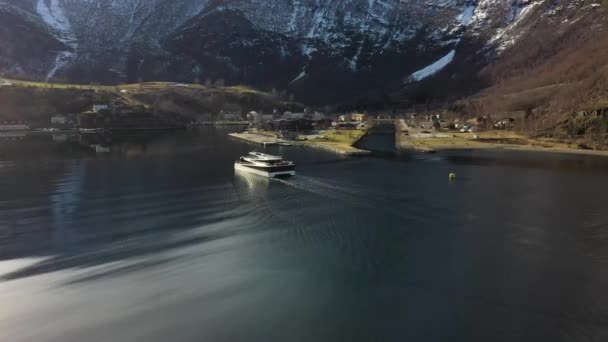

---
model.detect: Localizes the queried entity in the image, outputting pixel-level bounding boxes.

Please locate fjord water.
[1,128,608,342]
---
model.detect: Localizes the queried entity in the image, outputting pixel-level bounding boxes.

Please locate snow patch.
[36,0,71,35]
[408,50,456,81]
[489,1,541,53]
[349,46,364,72]
[47,51,76,81]
[289,71,307,85]
[458,5,476,25]
[36,0,78,81]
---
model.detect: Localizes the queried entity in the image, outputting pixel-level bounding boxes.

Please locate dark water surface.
[1,128,608,342]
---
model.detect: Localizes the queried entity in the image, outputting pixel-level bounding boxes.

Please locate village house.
[336,122,358,130]
[0,78,13,86]
[494,118,515,129]
[51,115,68,124]
[351,113,367,122]
[92,104,109,112]
[339,113,368,122]
[0,121,30,131]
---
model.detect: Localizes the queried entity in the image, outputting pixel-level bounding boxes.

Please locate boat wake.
[272,176,364,202]
[272,175,438,224]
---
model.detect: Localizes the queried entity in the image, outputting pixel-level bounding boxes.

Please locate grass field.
[305,129,369,154]
[4,78,265,95]
[320,129,366,144]
[397,128,602,155]
[0,78,301,123]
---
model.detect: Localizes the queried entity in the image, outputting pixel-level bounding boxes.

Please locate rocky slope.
[445,0,608,146]
[0,2,64,79]
[1,0,607,105]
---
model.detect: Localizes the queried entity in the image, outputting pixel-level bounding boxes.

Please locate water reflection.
[0,130,204,160]
[234,167,270,197]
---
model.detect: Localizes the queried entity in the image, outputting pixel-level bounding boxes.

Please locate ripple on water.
[248,176,410,274]
[581,209,608,262]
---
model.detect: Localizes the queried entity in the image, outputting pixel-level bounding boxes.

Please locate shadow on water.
[0,182,244,283]
[0,127,262,283]
[443,150,608,174]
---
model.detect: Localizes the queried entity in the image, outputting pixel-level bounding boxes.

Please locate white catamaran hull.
[234,162,296,178]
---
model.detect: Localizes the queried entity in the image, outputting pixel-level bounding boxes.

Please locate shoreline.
[230,130,608,158]
[405,143,608,157]
[396,130,608,157]
[228,132,371,156]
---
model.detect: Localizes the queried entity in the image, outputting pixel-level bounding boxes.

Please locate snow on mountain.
[408,50,456,81]
[36,0,78,80]
[2,0,590,103]
[36,0,71,38]
[0,1,67,78]
[289,71,308,86]
[487,0,543,52]
[458,5,476,25]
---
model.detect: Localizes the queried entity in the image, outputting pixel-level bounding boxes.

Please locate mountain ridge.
[1,0,607,112]
[0,0,547,102]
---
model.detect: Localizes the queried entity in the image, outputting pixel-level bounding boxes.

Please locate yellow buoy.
[449,173,457,180]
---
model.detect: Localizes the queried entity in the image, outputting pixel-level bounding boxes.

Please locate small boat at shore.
[235,152,296,178]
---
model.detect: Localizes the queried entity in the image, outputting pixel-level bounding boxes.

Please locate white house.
[92,104,109,112]
[51,115,67,124]
[0,121,29,131]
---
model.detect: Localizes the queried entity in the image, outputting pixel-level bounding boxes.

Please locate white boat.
[235,152,296,178]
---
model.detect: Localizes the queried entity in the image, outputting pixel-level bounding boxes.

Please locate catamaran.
[234,152,296,178]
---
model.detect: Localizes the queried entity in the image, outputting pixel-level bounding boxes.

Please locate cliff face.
[1,0,607,104]
[0,2,64,79]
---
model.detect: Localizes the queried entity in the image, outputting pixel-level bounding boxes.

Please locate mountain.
[1,0,607,106]
[445,0,608,144]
